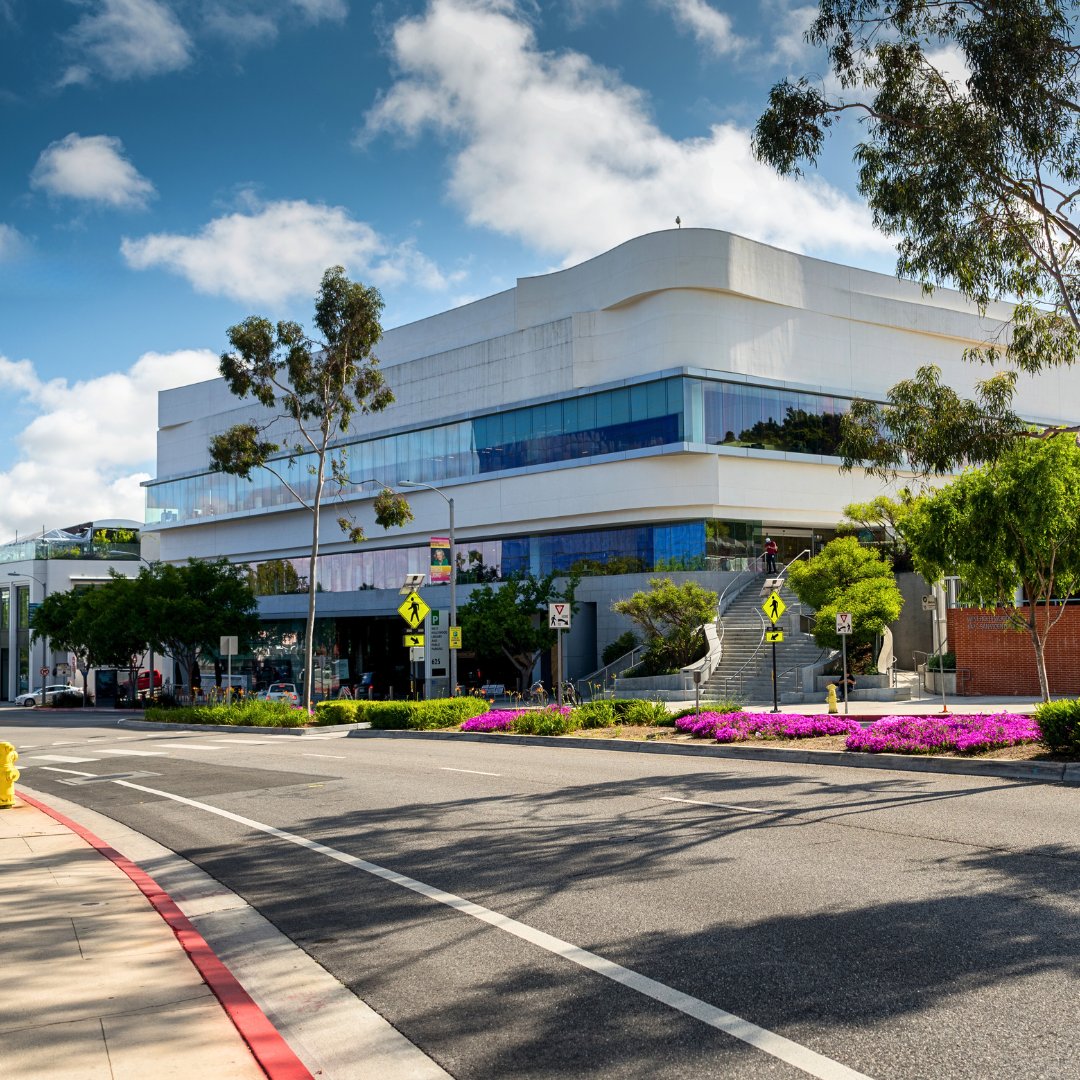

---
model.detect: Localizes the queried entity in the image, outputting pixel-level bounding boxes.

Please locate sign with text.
[428,610,449,672]
[449,626,462,649]
[836,612,853,635]
[430,537,451,584]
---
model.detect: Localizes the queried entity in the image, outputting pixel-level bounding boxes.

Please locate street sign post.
[836,612,852,713]
[549,603,572,706]
[762,594,787,712]
[220,636,238,704]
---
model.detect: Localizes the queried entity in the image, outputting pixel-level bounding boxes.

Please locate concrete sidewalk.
[0,796,290,1080]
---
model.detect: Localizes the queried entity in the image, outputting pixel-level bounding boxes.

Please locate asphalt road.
[5,709,1079,1080]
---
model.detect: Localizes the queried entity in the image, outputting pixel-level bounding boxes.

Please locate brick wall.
[948,607,1080,696]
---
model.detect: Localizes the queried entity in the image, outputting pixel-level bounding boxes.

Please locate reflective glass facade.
[245,519,764,596]
[147,376,855,525]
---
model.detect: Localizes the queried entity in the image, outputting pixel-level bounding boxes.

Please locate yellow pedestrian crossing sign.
[404,633,424,648]
[763,592,786,624]
[766,630,784,643]
[398,591,431,629]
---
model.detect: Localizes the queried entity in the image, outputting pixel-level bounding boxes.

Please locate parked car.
[259,682,299,704]
[16,684,83,707]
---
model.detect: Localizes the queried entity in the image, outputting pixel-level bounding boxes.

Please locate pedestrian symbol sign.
[398,591,431,629]
[763,592,786,624]
[766,630,783,643]
[549,602,571,629]
[836,612,853,635]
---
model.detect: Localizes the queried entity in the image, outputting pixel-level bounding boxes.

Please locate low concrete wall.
[814,674,889,692]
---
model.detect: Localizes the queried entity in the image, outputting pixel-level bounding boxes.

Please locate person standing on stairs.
[764,537,778,574]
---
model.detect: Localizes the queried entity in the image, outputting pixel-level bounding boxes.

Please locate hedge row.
[314,697,490,729]
[1033,698,1080,754]
[144,701,308,727]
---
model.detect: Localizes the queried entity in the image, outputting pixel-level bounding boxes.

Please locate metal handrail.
[576,644,646,700]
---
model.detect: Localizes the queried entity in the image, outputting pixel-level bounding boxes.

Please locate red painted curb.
[17,789,314,1080]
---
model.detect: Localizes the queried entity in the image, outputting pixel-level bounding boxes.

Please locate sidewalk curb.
[347,729,1076,784]
[17,789,315,1080]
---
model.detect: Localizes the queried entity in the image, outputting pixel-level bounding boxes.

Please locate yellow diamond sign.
[398,591,431,630]
[763,591,786,624]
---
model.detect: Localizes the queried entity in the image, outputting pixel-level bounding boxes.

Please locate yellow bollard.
[826,684,838,715]
[0,742,19,809]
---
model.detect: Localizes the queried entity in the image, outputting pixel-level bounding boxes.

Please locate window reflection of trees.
[721,407,843,455]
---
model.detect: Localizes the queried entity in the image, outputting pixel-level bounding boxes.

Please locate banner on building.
[430,536,451,583]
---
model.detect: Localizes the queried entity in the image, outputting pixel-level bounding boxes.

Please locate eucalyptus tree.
[754,0,1080,473]
[210,267,411,710]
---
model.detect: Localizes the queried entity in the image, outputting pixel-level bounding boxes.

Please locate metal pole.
[449,496,457,698]
[556,629,563,708]
[40,578,48,705]
[771,640,779,712]
[841,634,849,715]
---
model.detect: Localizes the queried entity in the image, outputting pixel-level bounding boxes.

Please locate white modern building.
[145,228,1080,696]
[1,520,148,701]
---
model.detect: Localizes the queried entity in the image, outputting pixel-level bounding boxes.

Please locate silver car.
[15,684,82,707]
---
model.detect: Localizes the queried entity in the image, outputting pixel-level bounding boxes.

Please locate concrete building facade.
[144,228,1080,697]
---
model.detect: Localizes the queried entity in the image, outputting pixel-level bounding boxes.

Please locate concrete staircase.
[702,574,826,707]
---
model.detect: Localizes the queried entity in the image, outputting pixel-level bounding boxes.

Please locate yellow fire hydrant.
[0,742,19,809]
[826,684,839,715]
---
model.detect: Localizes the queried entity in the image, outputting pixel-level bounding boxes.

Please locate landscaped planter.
[924,669,957,694]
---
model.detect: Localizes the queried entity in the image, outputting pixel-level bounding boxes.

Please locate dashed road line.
[24,754,99,764]
[90,749,169,757]
[301,753,346,759]
[439,767,502,777]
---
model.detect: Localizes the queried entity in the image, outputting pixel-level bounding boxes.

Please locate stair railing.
[576,644,646,701]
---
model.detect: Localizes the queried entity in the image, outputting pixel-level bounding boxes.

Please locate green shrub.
[513,710,581,736]
[314,700,361,725]
[622,699,671,726]
[358,698,489,730]
[1034,698,1080,753]
[575,701,617,728]
[144,701,306,727]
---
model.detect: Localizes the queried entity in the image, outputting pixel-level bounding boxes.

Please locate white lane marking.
[302,753,346,759]
[439,767,502,777]
[168,743,224,750]
[26,755,99,764]
[111,778,871,1080]
[212,739,273,745]
[91,749,169,757]
[40,766,98,777]
[654,795,772,815]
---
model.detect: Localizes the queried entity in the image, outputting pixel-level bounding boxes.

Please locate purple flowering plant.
[675,711,861,742]
[845,714,1040,755]
[462,704,572,734]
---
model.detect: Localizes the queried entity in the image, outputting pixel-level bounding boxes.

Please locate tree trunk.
[302,459,326,713]
[1030,620,1052,702]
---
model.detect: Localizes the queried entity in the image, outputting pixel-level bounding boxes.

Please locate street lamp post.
[401,480,457,697]
[8,571,48,704]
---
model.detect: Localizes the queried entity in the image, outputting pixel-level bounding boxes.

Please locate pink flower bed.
[845,714,1040,755]
[462,709,526,732]
[675,711,861,742]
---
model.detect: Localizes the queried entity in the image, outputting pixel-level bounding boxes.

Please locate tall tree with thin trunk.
[210,267,412,711]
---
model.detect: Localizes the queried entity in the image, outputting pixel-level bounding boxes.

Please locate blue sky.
[0,0,896,540]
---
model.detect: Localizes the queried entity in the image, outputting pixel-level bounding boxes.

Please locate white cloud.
[291,0,347,20]
[204,10,279,47]
[31,133,156,210]
[765,0,817,67]
[0,224,26,260]
[659,0,750,57]
[61,0,193,83]
[0,348,220,540]
[121,195,461,305]
[364,0,885,265]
